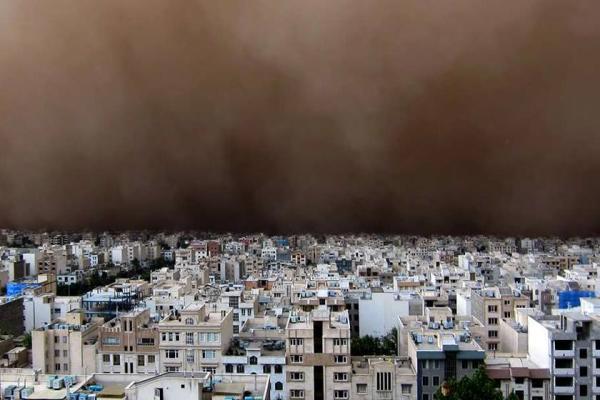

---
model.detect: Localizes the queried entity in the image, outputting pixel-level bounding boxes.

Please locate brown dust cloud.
[1,1,600,236]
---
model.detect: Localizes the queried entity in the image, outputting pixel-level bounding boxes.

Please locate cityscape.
[0,232,599,400]
[2,1,600,400]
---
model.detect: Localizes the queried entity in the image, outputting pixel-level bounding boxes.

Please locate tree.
[22,333,32,349]
[351,328,398,356]
[434,368,504,400]
[505,392,519,400]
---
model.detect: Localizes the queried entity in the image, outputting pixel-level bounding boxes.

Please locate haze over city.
[1,1,600,235]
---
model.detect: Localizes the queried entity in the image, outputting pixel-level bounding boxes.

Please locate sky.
[1,1,600,235]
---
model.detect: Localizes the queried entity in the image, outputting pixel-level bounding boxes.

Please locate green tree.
[434,368,503,400]
[351,328,398,356]
[22,333,32,349]
[505,392,519,400]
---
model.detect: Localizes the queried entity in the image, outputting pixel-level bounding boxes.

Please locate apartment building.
[285,307,351,400]
[486,356,551,400]
[158,302,233,374]
[82,279,149,319]
[398,312,486,400]
[32,309,101,375]
[351,356,417,400]
[471,287,529,351]
[23,293,81,332]
[221,315,287,400]
[219,287,258,335]
[528,312,600,400]
[97,308,160,374]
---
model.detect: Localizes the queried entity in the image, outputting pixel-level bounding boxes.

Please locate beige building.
[97,308,160,374]
[351,356,417,400]
[32,309,101,375]
[286,307,351,400]
[158,302,233,374]
[471,287,530,351]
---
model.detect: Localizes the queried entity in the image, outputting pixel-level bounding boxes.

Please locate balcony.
[553,385,575,395]
[375,392,393,400]
[554,368,575,376]
[553,349,575,358]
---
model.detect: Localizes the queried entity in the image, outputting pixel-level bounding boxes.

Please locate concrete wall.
[359,293,409,337]
[527,317,551,369]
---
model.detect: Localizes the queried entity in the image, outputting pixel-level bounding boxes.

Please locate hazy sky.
[1,1,599,235]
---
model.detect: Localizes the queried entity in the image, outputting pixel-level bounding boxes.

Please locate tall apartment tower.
[286,306,351,400]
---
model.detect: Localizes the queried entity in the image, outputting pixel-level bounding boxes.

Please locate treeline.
[56,257,173,296]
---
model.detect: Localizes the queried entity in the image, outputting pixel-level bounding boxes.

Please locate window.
[274,364,283,373]
[488,305,498,312]
[138,355,145,366]
[54,350,60,357]
[333,338,348,346]
[55,363,60,371]
[555,358,573,368]
[581,366,588,377]
[165,349,178,359]
[263,365,271,373]
[63,363,68,371]
[504,312,511,318]
[148,355,155,363]
[433,376,440,386]
[274,382,283,391]
[113,354,121,365]
[225,364,233,373]
[554,340,573,351]
[488,318,498,325]
[102,354,110,363]
[249,356,258,365]
[531,379,543,388]
[290,338,304,346]
[186,350,194,363]
[514,377,524,384]
[185,317,194,325]
[62,336,67,343]
[334,390,348,399]
[377,372,392,391]
[401,384,412,394]
[488,343,498,351]
[488,330,498,338]
[334,372,348,382]
[422,376,429,386]
[356,384,367,393]
[581,385,588,397]
[63,350,68,357]
[202,350,215,359]
[423,394,429,400]
[165,366,179,372]
[290,389,304,399]
[290,355,303,363]
[462,360,469,369]
[580,348,588,359]
[334,355,347,364]
[290,372,304,381]
[186,332,194,345]
[555,377,573,387]
[434,360,440,369]
[138,338,154,346]
[236,364,245,373]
